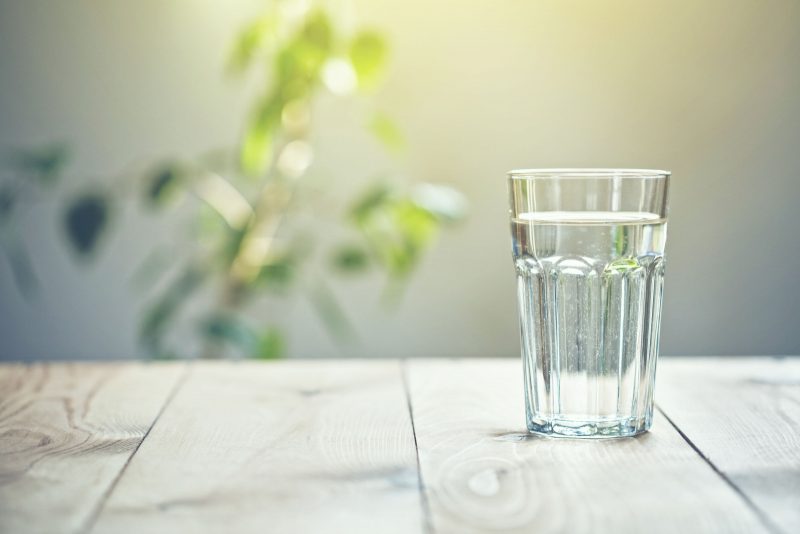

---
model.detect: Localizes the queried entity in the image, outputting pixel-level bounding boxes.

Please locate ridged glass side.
[513,213,667,438]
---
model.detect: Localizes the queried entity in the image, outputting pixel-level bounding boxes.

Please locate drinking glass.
[508,169,670,438]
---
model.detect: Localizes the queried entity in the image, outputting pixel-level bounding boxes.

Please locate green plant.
[0,1,467,359]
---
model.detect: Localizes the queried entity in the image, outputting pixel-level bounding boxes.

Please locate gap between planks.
[401,359,434,534]
[656,405,784,534]
[0,362,187,534]
[80,363,192,534]
[656,357,800,534]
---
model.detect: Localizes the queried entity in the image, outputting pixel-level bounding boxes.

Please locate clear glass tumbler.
[508,169,670,438]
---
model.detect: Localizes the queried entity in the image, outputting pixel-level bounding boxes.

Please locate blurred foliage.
[349,31,389,89]
[369,112,405,154]
[0,144,70,294]
[145,166,185,208]
[331,244,370,273]
[0,0,467,359]
[200,314,286,359]
[139,266,206,355]
[8,144,69,186]
[63,193,110,256]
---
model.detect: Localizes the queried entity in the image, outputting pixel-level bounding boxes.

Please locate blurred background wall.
[1,0,799,361]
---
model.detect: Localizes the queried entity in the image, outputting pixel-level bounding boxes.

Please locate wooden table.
[1,357,798,534]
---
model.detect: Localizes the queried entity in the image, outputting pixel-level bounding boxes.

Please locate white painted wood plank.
[91,360,423,534]
[658,357,800,534]
[407,358,768,534]
[0,362,185,534]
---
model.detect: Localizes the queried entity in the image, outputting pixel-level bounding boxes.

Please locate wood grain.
[90,360,423,534]
[406,358,769,534]
[657,357,800,534]
[0,362,185,534]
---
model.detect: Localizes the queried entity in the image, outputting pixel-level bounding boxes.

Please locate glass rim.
[507,168,671,179]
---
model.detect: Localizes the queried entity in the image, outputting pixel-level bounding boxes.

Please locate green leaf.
[369,112,405,154]
[63,193,110,256]
[349,31,388,89]
[199,315,285,359]
[139,267,205,355]
[145,166,183,208]
[382,200,437,276]
[275,10,333,88]
[309,282,356,342]
[348,184,445,280]
[331,244,370,273]
[2,241,39,298]
[241,96,282,176]
[256,328,285,359]
[200,314,259,351]
[301,10,333,54]
[411,183,468,223]
[241,119,274,177]
[350,183,392,223]
[395,200,438,246]
[257,258,294,291]
[240,10,336,176]
[228,14,279,73]
[7,144,69,186]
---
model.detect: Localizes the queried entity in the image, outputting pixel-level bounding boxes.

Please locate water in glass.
[512,210,667,437]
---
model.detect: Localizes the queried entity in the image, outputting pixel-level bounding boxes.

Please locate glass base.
[527,415,651,439]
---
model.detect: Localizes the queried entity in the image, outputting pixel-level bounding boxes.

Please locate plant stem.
[200,141,299,358]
